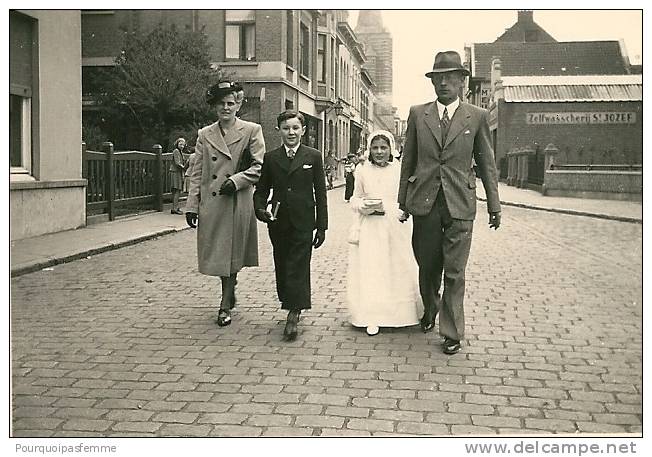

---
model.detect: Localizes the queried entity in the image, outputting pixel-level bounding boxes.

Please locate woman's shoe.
[216,309,231,327]
[366,326,379,336]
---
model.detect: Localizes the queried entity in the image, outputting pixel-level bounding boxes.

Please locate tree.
[98,25,227,150]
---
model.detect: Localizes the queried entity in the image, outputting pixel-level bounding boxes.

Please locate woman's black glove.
[219,179,236,195]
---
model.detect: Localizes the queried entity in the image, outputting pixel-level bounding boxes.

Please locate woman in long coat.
[169,137,186,214]
[185,81,266,326]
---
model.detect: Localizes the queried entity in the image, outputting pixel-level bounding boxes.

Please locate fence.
[82,141,177,221]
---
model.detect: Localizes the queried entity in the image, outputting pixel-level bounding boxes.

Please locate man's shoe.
[443,338,461,355]
[216,309,231,327]
[171,209,183,215]
[283,310,300,341]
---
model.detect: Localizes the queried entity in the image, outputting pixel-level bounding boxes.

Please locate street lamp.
[323,99,344,116]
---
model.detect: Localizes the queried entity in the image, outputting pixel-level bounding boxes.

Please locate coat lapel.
[275,146,291,172]
[423,102,443,149]
[224,118,245,147]
[203,122,231,159]
[443,103,471,149]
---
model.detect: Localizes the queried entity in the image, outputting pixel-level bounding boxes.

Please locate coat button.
[212,174,217,179]
[212,191,217,196]
[287,187,292,191]
[212,156,217,161]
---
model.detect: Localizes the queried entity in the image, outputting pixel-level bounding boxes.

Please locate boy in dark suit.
[254,110,328,341]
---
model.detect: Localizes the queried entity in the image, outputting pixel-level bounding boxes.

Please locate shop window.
[225,10,255,61]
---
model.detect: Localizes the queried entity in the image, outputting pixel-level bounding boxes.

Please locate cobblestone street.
[11,188,642,437]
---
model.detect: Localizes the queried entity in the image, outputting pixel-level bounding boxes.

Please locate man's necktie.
[441,107,451,143]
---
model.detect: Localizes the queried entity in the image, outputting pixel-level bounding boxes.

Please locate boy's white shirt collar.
[436,97,460,119]
[284,144,299,154]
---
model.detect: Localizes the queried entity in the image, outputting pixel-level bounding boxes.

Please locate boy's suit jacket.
[398,101,501,220]
[254,144,328,232]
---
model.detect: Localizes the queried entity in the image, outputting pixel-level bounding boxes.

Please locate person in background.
[253,110,328,342]
[170,137,186,214]
[185,81,266,327]
[343,152,359,203]
[324,150,337,190]
[346,130,422,336]
[183,145,197,194]
[398,51,501,355]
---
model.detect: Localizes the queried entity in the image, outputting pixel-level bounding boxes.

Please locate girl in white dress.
[346,130,423,335]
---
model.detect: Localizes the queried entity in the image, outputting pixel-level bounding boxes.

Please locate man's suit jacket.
[254,144,328,232]
[398,101,501,220]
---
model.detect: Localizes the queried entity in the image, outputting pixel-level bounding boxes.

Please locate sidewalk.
[476,180,642,223]
[10,182,640,277]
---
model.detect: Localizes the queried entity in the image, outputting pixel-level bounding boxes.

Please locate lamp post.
[323,99,344,116]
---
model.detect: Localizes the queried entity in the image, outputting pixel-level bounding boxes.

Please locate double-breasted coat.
[253,144,328,310]
[185,118,266,276]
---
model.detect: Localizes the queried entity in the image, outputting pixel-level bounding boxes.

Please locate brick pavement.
[11,188,642,436]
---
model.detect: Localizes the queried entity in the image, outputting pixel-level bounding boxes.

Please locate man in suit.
[254,110,328,341]
[398,51,501,355]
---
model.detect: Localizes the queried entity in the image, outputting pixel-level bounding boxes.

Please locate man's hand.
[312,229,326,249]
[219,178,236,195]
[398,211,410,223]
[489,212,501,230]
[186,212,198,228]
[255,209,274,224]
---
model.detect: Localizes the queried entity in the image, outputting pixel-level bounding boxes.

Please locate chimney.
[490,57,503,102]
[518,10,533,23]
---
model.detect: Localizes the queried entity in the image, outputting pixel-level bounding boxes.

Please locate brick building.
[81,9,381,179]
[464,10,641,200]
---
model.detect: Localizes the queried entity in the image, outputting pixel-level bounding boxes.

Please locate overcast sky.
[347,9,643,118]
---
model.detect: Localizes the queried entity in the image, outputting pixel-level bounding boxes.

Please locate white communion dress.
[346,160,423,329]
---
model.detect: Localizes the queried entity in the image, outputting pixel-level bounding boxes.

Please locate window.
[299,22,310,77]
[286,11,293,67]
[10,11,35,175]
[317,34,326,83]
[330,37,336,94]
[225,10,255,61]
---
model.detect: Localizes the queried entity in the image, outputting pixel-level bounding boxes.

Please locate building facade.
[10,10,85,240]
[80,9,382,180]
[464,10,641,200]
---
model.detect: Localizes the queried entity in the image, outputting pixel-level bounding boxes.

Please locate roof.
[470,41,629,80]
[501,75,642,102]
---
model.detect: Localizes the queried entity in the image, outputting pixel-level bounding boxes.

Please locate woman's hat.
[425,51,470,78]
[206,81,243,105]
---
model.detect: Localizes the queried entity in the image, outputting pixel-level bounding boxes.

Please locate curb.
[10,227,189,278]
[478,197,642,224]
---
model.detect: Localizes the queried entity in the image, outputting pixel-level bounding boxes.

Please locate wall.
[496,100,643,167]
[10,10,86,240]
[543,170,642,201]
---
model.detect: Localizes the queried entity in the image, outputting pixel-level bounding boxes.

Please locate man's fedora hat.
[425,51,470,77]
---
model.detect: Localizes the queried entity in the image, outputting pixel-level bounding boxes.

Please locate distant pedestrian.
[398,50,501,355]
[185,80,266,327]
[183,145,197,194]
[324,150,337,189]
[169,137,186,214]
[343,152,359,202]
[347,130,422,336]
[254,110,328,341]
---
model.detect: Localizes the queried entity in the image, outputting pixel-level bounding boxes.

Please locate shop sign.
[526,112,636,125]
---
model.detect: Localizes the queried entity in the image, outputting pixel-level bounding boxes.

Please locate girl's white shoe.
[366,326,379,336]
